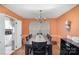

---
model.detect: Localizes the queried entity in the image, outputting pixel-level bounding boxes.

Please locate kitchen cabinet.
[14,20,22,50]
[0,13,22,55]
[0,14,5,54]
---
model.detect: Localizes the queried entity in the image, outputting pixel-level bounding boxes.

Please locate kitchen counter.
[61,38,79,48]
[60,38,79,55]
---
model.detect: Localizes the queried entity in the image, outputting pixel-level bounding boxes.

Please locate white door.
[0,14,5,54]
[14,20,22,50]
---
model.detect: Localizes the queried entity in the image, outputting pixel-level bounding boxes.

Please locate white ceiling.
[3,4,76,19]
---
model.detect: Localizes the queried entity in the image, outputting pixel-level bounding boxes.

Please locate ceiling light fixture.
[38,10,47,22]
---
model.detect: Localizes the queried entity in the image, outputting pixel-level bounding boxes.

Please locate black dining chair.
[32,41,47,55]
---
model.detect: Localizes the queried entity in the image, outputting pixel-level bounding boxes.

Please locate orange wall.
[47,19,58,41]
[54,5,79,47]
[57,5,79,38]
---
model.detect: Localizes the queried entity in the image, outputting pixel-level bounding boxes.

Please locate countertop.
[61,38,79,48]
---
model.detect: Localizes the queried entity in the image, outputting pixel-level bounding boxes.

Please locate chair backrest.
[32,41,47,55]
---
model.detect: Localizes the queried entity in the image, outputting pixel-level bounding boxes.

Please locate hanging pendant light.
[39,10,42,23]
